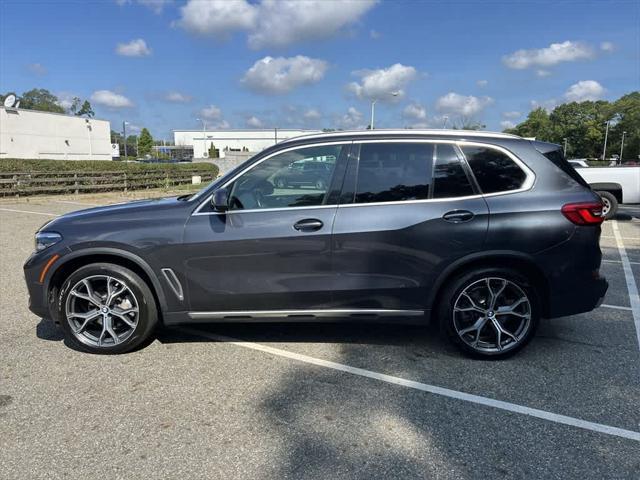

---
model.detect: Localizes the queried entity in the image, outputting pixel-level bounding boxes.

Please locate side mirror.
[211,188,229,212]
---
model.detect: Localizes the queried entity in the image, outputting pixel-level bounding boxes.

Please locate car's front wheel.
[438,268,539,359]
[57,263,158,354]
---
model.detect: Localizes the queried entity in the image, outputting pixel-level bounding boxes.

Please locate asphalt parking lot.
[1,192,639,479]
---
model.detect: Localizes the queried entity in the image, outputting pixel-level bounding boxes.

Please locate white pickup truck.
[571,165,640,218]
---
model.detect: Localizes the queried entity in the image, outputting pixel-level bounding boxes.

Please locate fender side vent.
[161,268,184,301]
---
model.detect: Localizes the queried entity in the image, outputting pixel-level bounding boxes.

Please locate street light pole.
[602,120,610,161]
[442,116,449,129]
[196,118,207,158]
[563,138,568,157]
[619,131,627,164]
[122,121,128,159]
[370,99,377,130]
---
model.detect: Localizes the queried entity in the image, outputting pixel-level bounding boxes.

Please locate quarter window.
[461,146,527,194]
[432,144,474,198]
[355,143,432,203]
[227,144,343,210]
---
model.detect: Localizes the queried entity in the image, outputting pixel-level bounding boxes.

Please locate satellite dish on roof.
[3,94,16,108]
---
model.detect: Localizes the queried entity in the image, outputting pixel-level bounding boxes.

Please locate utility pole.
[274,127,278,144]
[563,138,568,157]
[122,121,128,159]
[602,120,610,161]
[619,131,627,165]
[370,99,377,130]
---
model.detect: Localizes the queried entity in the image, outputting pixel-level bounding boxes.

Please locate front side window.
[432,144,474,198]
[355,143,433,204]
[461,145,527,194]
[227,144,343,210]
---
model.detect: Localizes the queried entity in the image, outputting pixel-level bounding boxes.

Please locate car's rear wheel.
[315,178,326,190]
[596,191,618,219]
[57,263,158,354]
[438,268,539,359]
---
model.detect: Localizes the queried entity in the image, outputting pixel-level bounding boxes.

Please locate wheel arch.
[427,252,550,318]
[47,248,168,320]
[589,183,623,203]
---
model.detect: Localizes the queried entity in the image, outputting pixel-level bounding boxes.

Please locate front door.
[331,140,489,311]
[183,142,351,312]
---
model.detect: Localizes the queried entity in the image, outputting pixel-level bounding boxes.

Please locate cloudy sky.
[0,0,638,138]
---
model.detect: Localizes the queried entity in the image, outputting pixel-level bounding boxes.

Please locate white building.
[173,128,321,159]
[0,107,111,161]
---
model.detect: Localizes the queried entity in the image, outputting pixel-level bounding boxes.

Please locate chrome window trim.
[191,139,535,216]
[192,140,351,216]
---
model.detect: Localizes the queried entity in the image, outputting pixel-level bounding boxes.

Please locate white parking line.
[0,207,59,217]
[52,200,100,207]
[178,327,640,442]
[611,221,640,352]
[601,235,640,241]
[602,259,640,266]
[601,304,633,311]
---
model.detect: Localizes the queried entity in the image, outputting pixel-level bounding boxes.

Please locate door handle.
[442,210,474,223]
[293,218,324,232]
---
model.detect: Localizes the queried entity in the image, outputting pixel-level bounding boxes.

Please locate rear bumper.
[547,276,608,318]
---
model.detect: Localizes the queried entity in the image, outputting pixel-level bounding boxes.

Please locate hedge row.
[0,159,219,176]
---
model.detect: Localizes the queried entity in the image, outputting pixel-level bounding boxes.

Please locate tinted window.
[227,144,343,210]
[355,143,432,203]
[432,144,474,198]
[544,149,589,187]
[462,146,527,193]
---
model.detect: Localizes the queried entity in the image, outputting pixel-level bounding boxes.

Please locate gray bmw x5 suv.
[24,130,608,358]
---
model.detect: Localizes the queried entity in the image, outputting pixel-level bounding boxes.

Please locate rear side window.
[461,146,527,194]
[543,148,590,187]
[432,144,474,198]
[355,143,433,203]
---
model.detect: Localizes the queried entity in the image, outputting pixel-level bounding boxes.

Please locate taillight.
[561,201,604,225]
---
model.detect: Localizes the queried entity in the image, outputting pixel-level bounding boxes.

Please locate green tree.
[137,128,154,157]
[608,92,640,161]
[208,143,219,158]
[506,108,553,140]
[19,88,65,113]
[76,100,95,118]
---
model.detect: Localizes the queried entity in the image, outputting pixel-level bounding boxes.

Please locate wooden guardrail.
[0,170,215,196]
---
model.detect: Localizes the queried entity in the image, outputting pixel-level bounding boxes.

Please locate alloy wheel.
[601,197,611,217]
[65,275,139,348]
[453,277,532,354]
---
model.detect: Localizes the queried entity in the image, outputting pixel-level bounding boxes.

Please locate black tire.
[437,267,540,359]
[596,191,618,220]
[57,263,158,354]
[315,178,326,190]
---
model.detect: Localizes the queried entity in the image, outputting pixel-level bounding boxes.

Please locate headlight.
[35,232,62,252]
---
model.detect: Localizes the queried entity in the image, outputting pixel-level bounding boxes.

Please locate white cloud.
[530,98,558,112]
[564,80,605,102]
[164,91,192,103]
[199,104,222,120]
[502,111,521,119]
[402,103,427,121]
[246,116,264,128]
[177,0,257,38]
[116,0,172,14]
[303,108,322,120]
[476,79,488,88]
[347,63,417,101]
[248,0,377,49]
[500,120,516,130]
[116,38,151,57]
[600,41,615,52]
[90,90,134,109]
[536,69,551,77]
[241,56,328,94]
[176,0,376,48]
[436,93,493,117]
[337,106,364,129]
[55,92,76,110]
[502,41,594,69]
[26,63,47,75]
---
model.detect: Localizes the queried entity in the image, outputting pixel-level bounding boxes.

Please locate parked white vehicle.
[568,159,589,168]
[574,166,640,218]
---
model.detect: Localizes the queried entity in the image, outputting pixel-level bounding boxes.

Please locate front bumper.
[547,276,608,319]
[23,249,65,319]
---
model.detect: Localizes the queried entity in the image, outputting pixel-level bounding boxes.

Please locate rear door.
[330,140,489,311]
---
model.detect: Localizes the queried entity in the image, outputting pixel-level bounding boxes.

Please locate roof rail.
[279,128,522,144]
